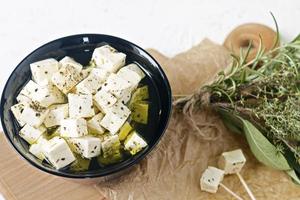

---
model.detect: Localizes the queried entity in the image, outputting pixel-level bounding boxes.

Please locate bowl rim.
[0,33,172,179]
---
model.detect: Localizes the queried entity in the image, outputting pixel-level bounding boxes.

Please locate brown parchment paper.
[95,39,300,200]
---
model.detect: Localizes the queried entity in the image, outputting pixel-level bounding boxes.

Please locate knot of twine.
[173,89,222,141]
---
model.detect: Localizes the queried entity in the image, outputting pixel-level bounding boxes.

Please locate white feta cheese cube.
[110,101,131,117]
[76,68,110,95]
[102,74,132,98]
[124,131,147,155]
[87,113,105,134]
[19,124,46,144]
[44,104,69,128]
[100,104,130,135]
[51,65,83,94]
[125,63,145,79]
[59,56,83,71]
[30,58,60,85]
[16,93,32,103]
[18,80,65,107]
[218,149,246,174]
[119,88,132,104]
[92,45,126,72]
[18,102,49,127]
[69,136,101,158]
[60,118,88,138]
[68,93,95,118]
[101,135,121,157]
[43,136,75,169]
[117,66,142,89]
[29,136,48,160]
[11,102,27,126]
[93,89,117,113]
[200,166,224,193]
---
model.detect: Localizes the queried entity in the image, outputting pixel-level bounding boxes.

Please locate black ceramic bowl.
[0,34,172,179]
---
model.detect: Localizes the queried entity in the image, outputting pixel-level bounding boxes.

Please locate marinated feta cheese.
[93,89,117,113]
[87,113,105,134]
[76,68,110,95]
[43,136,75,169]
[18,80,65,107]
[124,131,147,155]
[69,136,101,158]
[30,58,60,85]
[59,56,83,71]
[117,66,143,89]
[16,92,32,103]
[92,45,126,72]
[218,149,246,174]
[51,65,83,94]
[19,124,46,144]
[101,135,121,158]
[102,74,132,98]
[125,63,145,79]
[68,93,95,118]
[29,136,48,160]
[109,101,131,117]
[11,102,27,126]
[100,106,130,134]
[119,87,132,104]
[60,118,88,138]
[200,166,225,193]
[18,102,49,127]
[44,104,69,128]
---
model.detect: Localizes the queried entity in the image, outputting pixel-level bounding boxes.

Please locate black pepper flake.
[94,146,97,149]
[20,108,24,113]
[44,71,48,74]
[107,101,111,105]
[91,151,95,153]
[59,71,63,75]
[212,178,215,181]
[91,105,93,109]
[37,65,40,68]
[35,88,38,92]
[80,72,83,76]
[208,179,211,182]
[35,113,41,117]
[122,101,125,104]
[56,159,60,163]
[79,106,82,110]
[104,83,107,86]
[61,158,65,161]
[97,87,102,91]
[63,127,66,130]
[45,95,50,98]
[121,107,124,110]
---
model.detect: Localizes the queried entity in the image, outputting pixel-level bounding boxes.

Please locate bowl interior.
[0,34,172,178]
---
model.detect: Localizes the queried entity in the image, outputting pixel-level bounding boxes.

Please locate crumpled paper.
[95,39,300,200]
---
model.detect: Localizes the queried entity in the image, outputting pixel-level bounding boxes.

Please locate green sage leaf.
[240,117,291,170]
[217,108,243,134]
[287,170,300,185]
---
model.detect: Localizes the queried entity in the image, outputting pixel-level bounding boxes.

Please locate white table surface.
[0,0,300,199]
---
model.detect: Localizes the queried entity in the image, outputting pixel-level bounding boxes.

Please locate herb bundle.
[174,18,300,183]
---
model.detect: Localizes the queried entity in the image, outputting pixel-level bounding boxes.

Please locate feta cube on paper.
[117,66,143,89]
[92,45,126,72]
[19,124,46,144]
[60,118,88,138]
[29,136,48,160]
[30,58,59,85]
[68,93,95,118]
[87,113,105,134]
[11,102,27,126]
[51,65,83,94]
[18,102,49,127]
[100,105,130,134]
[44,104,69,127]
[200,166,224,193]
[124,131,147,155]
[59,56,83,71]
[43,136,75,169]
[102,74,132,98]
[76,68,110,95]
[218,149,246,174]
[93,89,117,113]
[69,136,101,158]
